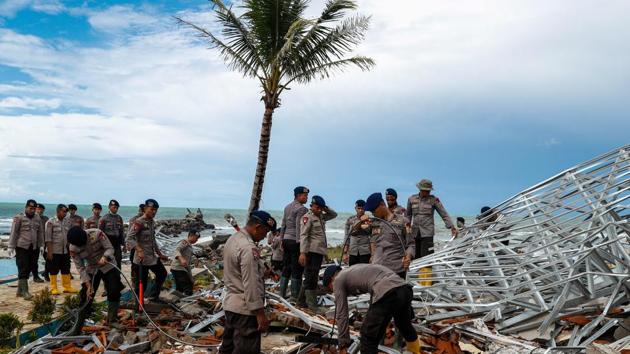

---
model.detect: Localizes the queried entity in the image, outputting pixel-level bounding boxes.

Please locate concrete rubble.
[11,145,630,353]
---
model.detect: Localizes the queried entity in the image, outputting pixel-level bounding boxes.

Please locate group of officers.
[8,178,460,353]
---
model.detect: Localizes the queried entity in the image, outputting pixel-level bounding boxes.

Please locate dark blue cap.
[57,204,68,211]
[385,188,397,198]
[92,203,102,210]
[26,199,37,207]
[323,265,342,287]
[311,195,326,207]
[109,199,120,207]
[37,203,45,210]
[294,186,309,196]
[355,199,366,207]
[249,210,277,232]
[145,199,159,208]
[68,204,77,210]
[364,192,384,212]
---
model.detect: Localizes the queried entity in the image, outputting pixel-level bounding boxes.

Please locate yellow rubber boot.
[420,267,432,286]
[61,274,78,293]
[406,337,421,354]
[49,274,60,295]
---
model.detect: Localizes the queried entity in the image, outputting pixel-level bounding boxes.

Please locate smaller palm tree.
[177,0,374,213]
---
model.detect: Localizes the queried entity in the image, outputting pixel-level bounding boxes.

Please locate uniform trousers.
[133,260,167,300]
[171,269,193,295]
[271,260,283,272]
[30,248,41,278]
[47,253,71,275]
[219,311,261,354]
[360,285,418,354]
[303,252,324,290]
[78,269,121,316]
[349,254,371,266]
[281,239,304,280]
[415,237,434,259]
[16,245,39,280]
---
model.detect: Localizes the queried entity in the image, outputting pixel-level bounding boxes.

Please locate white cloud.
[0,0,63,17]
[85,5,159,33]
[0,96,60,109]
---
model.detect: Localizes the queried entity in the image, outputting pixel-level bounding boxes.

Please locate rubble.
[154,208,215,236]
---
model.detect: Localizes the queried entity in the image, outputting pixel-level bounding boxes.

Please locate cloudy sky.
[0,0,628,214]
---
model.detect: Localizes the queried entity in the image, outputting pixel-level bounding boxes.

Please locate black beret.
[92,203,102,210]
[355,199,366,207]
[67,226,87,246]
[57,204,67,212]
[145,199,159,208]
[68,204,77,210]
[249,210,277,232]
[37,203,45,210]
[26,199,37,208]
[311,195,326,207]
[109,199,120,207]
[385,188,397,198]
[294,186,309,196]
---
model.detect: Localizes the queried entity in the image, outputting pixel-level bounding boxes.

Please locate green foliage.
[28,288,56,325]
[327,245,344,261]
[60,294,80,318]
[0,313,23,340]
[61,294,106,323]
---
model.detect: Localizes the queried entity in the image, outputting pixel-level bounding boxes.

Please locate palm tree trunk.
[248,106,274,213]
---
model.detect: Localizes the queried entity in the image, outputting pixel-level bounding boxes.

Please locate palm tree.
[177,0,374,213]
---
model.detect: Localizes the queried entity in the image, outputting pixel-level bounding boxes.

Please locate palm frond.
[284,55,375,85]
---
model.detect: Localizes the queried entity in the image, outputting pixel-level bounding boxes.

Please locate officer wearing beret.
[33,203,48,283]
[68,204,84,229]
[278,186,309,301]
[99,200,125,272]
[220,210,277,354]
[45,204,78,295]
[8,199,43,300]
[406,179,457,259]
[342,200,371,266]
[126,199,169,303]
[128,203,145,287]
[298,195,337,312]
[171,230,201,295]
[385,188,407,218]
[85,203,102,229]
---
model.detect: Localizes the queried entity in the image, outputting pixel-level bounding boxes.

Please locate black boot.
[69,308,88,336]
[108,302,122,329]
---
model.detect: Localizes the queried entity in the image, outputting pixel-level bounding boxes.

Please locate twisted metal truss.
[409,145,630,347]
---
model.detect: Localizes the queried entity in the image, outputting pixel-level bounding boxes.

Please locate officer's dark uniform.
[85,203,102,229]
[343,200,371,266]
[34,203,48,282]
[99,200,125,270]
[8,200,43,299]
[279,186,309,299]
[171,236,196,295]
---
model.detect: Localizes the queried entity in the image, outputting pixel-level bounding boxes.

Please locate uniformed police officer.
[279,186,309,300]
[8,199,43,300]
[33,203,48,283]
[127,199,169,303]
[128,203,145,288]
[67,204,84,229]
[268,230,284,272]
[85,203,102,229]
[220,210,277,354]
[322,264,421,354]
[342,200,371,266]
[45,204,78,295]
[406,179,457,259]
[171,230,201,295]
[362,193,415,279]
[298,195,337,312]
[99,200,125,270]
[385,188,407,217]
[67,226,121,335]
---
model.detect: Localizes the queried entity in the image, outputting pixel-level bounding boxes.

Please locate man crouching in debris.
[67,226,122,334]
[322,264,421,354]
[220,210,277,354]
[171,230,201,295]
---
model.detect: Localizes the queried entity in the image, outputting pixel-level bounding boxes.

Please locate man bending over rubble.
[322,264,421,354]
[220,210,277,354]
[171,230,201,295]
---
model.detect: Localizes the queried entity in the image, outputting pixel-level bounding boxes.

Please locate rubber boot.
[290,277,301,302]
[49,274,60,295]
[406,338,421,354]
[17,279,33,300]
[420,267,432,286]
[279,277,289,298]
[305,290,321,313]
[108,302,123,329]
[62,274,78,293]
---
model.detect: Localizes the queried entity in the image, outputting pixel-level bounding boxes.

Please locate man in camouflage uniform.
[33,203,48,283]
[406,179,457,259]
[299,195,337,312]
[127,199,168,303]
[67,204,84,229]
[342,200,371,266]
[386,188,407,218]
[220,211,276,354]
[171,230,201,295]
[85,203,102,229]
[279,186,309,300]
[67,226,121,334]
[45,204,78,295]
[8,199,43,300]
[363,193,415,279]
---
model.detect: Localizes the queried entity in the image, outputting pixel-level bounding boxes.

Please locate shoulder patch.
[131,222,142,233]
[251,247,260,260]
[302,216,309,225]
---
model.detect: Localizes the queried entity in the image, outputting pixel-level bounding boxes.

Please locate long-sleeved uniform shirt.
[126,215,161,266]
[406,194,454,239]
[370,213,415,274]
[69,229,115,283]
[344,215,371,256]
[45,216,71,255]
[68,214,84,229]
[85,215,101,229]
[99,213,125,246]
[333,264,409,347]
[171,239,194,272]
[269,232,284,261]
[280,200,308,242]
[222,230,265,316]
[9,213,43,249]
[299,208,338,256]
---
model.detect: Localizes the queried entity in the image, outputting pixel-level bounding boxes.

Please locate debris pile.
[155,208,215,236]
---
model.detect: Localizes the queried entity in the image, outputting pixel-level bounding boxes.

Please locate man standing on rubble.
[342,199,371,266]
[279,186,309,301]
[171,230,201,295]
[8,199,43,300]
[127,199,169,303]
[220,210,277,354]
[363,193,415,279]
[84,203,102,229]
[322,264,421,354]
[67,226,121,334]
[299,195,337,312]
